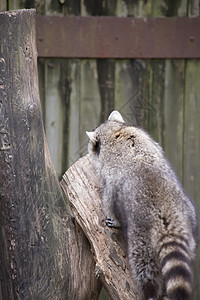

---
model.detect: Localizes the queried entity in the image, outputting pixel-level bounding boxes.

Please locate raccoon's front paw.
[106,217,120,228]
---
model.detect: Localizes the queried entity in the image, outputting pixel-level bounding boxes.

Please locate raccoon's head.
[86,111,126,159]
[86,110,164,168]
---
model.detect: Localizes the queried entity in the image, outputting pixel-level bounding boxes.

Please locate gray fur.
[87,111,198,300]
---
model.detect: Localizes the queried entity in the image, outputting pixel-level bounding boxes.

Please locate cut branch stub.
[61,154,140,300]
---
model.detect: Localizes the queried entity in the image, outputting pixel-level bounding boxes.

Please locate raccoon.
[86,111,198,300]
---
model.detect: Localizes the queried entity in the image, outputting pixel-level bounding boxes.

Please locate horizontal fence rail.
[36,16,200,58]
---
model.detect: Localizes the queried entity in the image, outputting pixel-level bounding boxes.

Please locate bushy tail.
[159,239,193,300]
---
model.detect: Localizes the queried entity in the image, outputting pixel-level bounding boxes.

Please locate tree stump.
[61,154,140,300]
[0,9,99,300]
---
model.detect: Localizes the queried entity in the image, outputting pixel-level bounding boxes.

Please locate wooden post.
[0,9,100,299]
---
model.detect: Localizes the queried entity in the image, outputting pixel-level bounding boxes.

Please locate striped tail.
[159,239,193,300]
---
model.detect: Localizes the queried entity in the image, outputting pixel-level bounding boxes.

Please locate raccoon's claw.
[106,217,120,228]
[106,217,114,227]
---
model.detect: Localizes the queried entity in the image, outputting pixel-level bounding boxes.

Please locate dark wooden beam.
[36,15,200,58]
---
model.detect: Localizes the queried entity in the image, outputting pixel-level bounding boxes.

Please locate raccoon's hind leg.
[128,259,161,299]
[128,240,162,300]
[140,276,161,300]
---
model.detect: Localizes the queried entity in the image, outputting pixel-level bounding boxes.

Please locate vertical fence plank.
[61,5,82,168]
[97,59,115,123]
[67,60,81,166]
[184,60,200,217]
[39,2,81,177]
[8,0,44,11]
[162,60,185,179]
[148,2,165,147]
[41,2,65,178]
[0,1,7,11]
[79,59,101,155]
[79,1,116,164]
[188,0,200,15]
[152,0,188,17]
[43,59,71,178]
[149,59,165,145]
[184,3,200,299]
[44,59,63,178]
[115,0,151,128]
[7,0,18,10]
[185,0,200,202]
[82,1,116,124]
[115,59,150,128]
[183,60,200,300]
[116,0,152,17]
[150,0,186,180]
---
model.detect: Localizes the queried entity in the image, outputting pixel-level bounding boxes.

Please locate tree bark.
[61,154,140,300]
[0,9,100,300]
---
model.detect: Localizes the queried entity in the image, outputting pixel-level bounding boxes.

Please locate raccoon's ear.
[108,110,124,123]
[86,131,97,143]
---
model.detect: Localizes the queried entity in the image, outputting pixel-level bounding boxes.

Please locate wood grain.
[61,154,140,300]
[0,10,99,299]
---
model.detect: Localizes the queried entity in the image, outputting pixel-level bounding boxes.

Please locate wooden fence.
[1,1,200,299]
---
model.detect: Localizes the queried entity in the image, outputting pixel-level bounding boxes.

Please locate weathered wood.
[6,2,200,299]
[150,0,187,181]
[67,59,81,166]
[115,1,151,129]
[162,59,185,179]
[41,58,70,179]
[183,0,200,293]
[184,59,200,300]
[79,59,101,155]
[148,59,165,145]
[8,0,45,13]
[0,0,7,11]
[35,15,200,58]
[115,59,150,128]
[61,155,140,300]
[36,1,74,179]
[97,59,115,123]
[116,0,152,17]
[43,59,64,178]
[83,2,115,126]
[0,9,100,299]
[152,0,188,17]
